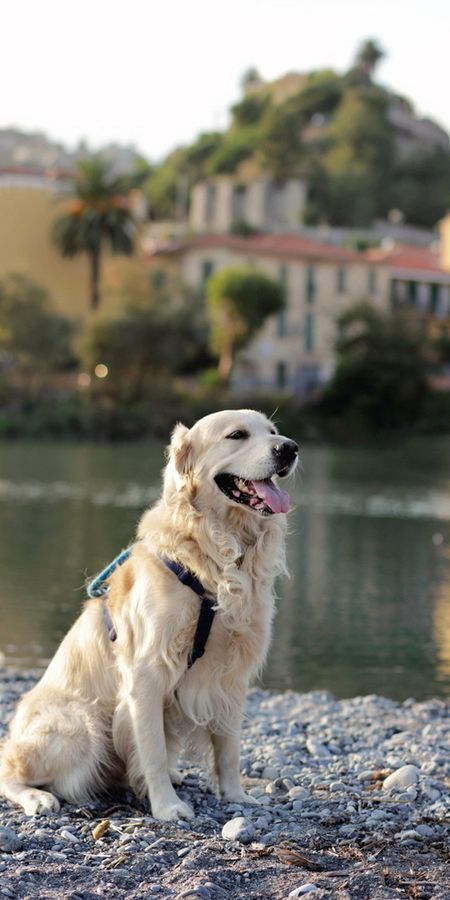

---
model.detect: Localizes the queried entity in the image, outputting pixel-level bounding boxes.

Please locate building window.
[430,283,440,314]
[336,267,346,294]
[277,265,288,336]
[408,281,417,306]
[277,310,288,337]
[304,312,315,352]
[418,283,430,310]
[232,184,247,222]
[276,361,287,389]
[392,280,407,305]
[306,266,316,303]
[205,185,216,225]
[279,264,288,289]
[201,259,214,287]
[368,268,377,294]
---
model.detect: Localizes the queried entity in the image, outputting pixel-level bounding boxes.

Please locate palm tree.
[354,39,385,80]
[52,157,141,311]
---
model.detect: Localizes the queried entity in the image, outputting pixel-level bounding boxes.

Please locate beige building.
[366,232,450,337]
[150,233,389,392]
[189,176,307,235]
[0,168,90,316]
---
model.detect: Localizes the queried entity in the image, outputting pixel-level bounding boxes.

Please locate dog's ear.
[170,422,193,476]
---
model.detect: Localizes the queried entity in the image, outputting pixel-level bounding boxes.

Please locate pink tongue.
[250,480,290,514]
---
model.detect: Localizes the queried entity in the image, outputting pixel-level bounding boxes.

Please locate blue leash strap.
[87,546,135,599]
[88,545,135,643]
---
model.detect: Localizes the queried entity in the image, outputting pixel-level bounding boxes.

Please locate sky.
[2,0,449,162]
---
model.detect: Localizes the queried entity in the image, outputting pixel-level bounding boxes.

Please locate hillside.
[146,40,450,229]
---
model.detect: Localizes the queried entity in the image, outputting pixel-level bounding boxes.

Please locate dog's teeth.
[232,490,241,497]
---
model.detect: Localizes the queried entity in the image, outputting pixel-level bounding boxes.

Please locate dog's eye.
[270,428,277,435]
[226,430,249,440]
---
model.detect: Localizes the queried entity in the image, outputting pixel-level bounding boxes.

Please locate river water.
[0,438,449,700]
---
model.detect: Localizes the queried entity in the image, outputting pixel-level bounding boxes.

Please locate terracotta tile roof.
[0,166,42,176]
[150,233,368,264]
[365,244,445,274]
[0,166,70,179]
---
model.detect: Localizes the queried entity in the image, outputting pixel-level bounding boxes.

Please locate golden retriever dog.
[0,409,298,821]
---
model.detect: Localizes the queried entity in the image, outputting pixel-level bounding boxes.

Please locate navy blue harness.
[87,546,216,669]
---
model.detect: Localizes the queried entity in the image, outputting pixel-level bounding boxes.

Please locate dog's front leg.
[129,669,194,821]
[212,725,259,805]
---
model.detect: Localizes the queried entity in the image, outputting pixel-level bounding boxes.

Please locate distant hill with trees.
[145,39,450,229]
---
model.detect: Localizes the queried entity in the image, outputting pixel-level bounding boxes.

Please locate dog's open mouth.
[214,473,290,515]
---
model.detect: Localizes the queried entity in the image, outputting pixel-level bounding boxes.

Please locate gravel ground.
[0,669,449,900]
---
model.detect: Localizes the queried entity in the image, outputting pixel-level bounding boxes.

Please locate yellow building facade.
[0,170,148,319]
[0,172,90,316]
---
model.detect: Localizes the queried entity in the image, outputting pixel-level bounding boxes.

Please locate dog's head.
[165,409,298,518]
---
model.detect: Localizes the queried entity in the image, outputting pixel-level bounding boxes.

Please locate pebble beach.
[0,669,449,899]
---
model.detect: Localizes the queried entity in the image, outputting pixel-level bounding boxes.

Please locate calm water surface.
[0,438,449,700]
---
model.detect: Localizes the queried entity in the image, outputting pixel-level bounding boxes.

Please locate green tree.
[294,69,343,118]
[231,92,271,126]
[319,302,433,431]
[83,278,208,401]
[260,102,306,178]
[207,131,257,176]
[52,157,142,312]
[353,39,385,80]
[389,149,450,227]
[206,267,285,381]
[319,87,393,224]
[240,67,263,93]
[0,274,75,379]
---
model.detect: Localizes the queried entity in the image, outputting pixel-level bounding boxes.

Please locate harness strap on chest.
[160,557,216,668]
[87,546,216,667]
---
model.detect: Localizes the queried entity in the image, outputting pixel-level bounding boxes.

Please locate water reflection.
[0,438,449,700]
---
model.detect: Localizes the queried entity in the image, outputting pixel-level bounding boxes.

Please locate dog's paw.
[152,798,194,822]
[21,789,60,816]
[169,768,184,786]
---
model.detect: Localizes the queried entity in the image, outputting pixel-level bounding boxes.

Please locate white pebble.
[59,829,80,843]
[383,765,419,793]
[289,885,318,897]
[288,787,309,801]
[306,738,331,758]
[221,816,255,844]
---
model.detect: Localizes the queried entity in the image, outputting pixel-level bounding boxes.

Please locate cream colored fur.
[0,409,296,820]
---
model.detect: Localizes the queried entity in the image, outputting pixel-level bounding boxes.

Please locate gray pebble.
[0,826,22,853]
[262,765,279,780]
[203,884,228,896]
[415,823,435,838]
[221,816,255,844]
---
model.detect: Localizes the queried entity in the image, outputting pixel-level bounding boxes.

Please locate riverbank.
[0,670,449,899]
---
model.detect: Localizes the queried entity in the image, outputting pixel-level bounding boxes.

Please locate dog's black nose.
[272,440,298,465]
